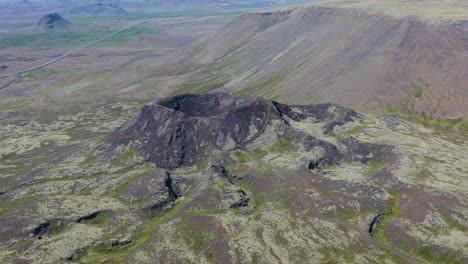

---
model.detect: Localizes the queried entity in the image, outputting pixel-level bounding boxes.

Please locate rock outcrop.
[36,13,71,30]
[104,93,390,171]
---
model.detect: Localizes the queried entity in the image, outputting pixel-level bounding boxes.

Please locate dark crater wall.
[103,93,394,171]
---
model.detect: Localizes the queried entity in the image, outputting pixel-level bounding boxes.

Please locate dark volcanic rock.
[77,211,103,223]
[273,101,358,124]
[104,93,392,172]
[36,13,71,30]
[369,214,385,236]
[32,219,65,239]
[340,137,394,163]
[32,221,52,238]
[150,172,179,214]
[225,189,250,208]
[65,248,86,261]
[120,168,190,214]
[105,93,269,169]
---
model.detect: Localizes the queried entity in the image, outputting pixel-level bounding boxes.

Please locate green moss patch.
[382,107,468,133]
[373,190,400,243]
[81,213,109,228]
[415,247,464,264]
[233,67,293,97]
[269,138,298,153]
[47,222,68,236]
[173,73,229,95]
[252,194,265,216]
[365,160,386,177]
[412,168,432,181]
[410,82,427,98]
[80,154,98,168]
[168,63,195,75]
[319,246,358,263]
[175,218,217,254]
[251,147,268,159]
[112,149,138,167]
[345,125,366,136]
[233,151,250,163]
[80,198,186,263]
[16,68,57,82]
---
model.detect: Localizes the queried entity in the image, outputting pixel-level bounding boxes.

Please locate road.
[0,20,146,89]
[0,75,26,90]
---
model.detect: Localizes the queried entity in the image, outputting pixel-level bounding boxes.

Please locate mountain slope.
[179,4,468,120]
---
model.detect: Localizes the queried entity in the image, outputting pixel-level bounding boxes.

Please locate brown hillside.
[181,4,468,119]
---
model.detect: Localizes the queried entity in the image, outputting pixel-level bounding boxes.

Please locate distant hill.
[4,0,43,14]
[114,0,314,8]
[66,3,128,15]
[0,0,313,15]
[36,12,71,29]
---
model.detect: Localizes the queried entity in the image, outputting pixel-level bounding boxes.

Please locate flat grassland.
[0,8,241,49]
[0,28,156,49]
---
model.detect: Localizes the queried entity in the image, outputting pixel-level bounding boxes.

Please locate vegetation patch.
[410,82,427,98]
[196,155,209,172]
[319,246,358,263]
[81,213,109,228]
[345,125,366,136]
[80,198,186,263]
[68,9,243,25]
[233,67,293,97]
[412,168,432,181]
[112,149,138,167]
[274,231,289,247]
[251,194,265,216]
[205,55,240,73]
[269,138,298,153]
[168,63,196,75]
[251,147,268,159]
[233,151,249,163]
[173,73,229,95]
[373,190,400,243]
[415,247,464,264]
[365,160,386,177]
[0,99,37,112]
[216,178,229,190]
[335,208,369,222]
[80,154,98,168]
[0,28,155,49]
[176,218,217,255]
[16,68,57,82]
[383,107,468,133]
[47,222,68,236]
[235,178,254,192]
